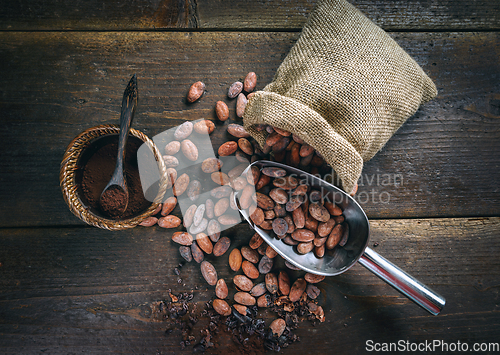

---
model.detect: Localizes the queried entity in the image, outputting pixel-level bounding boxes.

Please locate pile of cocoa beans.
[138,74,346,343]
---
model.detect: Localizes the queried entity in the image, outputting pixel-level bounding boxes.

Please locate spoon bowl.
[235,160,445,315]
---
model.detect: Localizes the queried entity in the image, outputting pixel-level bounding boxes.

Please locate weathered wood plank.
[0,218,499,353]
[0,0,498,31]
[0,31,498,227]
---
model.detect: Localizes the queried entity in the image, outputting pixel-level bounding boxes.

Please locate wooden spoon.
[99,74,138,218]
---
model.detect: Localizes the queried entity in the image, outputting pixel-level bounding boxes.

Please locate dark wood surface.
[0,0,499,354]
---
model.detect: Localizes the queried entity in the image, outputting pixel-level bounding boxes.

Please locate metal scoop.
[235,160,445,315]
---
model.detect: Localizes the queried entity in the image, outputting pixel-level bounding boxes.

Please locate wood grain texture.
[0,31,498,227]
[0,217,498,353]
[0,0,499,31]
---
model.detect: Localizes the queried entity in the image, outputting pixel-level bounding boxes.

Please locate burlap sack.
[243,0,437,194]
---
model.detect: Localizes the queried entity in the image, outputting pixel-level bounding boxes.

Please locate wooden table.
[1,0,499,353]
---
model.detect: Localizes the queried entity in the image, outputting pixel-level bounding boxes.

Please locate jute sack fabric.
[243,0,437,194]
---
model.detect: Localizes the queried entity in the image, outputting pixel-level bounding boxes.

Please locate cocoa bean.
[289,278,307,302]
[282,235,299,246]
[274,175,298,190]
[273,127,291,137]
[272,136,291,153]
[250,282,267,297]
[299,144,314,157]
[191,241,204,263]
[258,219,273,230]
[272,218,288,236]
[314,244,325,258]
[229,248,243,272]
[286,195,305,212]
[261,167,286,178]
[306,284,321,299]
[234,275,254,292]
[297,241,314,254]
[233,304,247,316]
[179,246,192,262]
[164,141,180,155]
[187,180,201,201]
[234,292,256,306]
[257,242,268,256]
[257,294,271,307]
[270,318,286,337]
[241,246,260,264]
[218,141,238,156]
[278,271,291,296]
[291,229,315,242]
[228,81,243,99]
[238,138,253,155]
[193,204,205,226]
[324,201,343,216]
[318,218,335,237]
[211,171,230,186]
[189,218,208,235]
[207,219,221,242]
[214,198,229,217]
[265,246,278,259]
[255,174,271,190]
[236,93,248,118]
[193,119,215,134]
[200,261,217,286]
[196,233,213,255]
[265,132,282,146]
[249,233,264,249]
[269,188,288,204]
[213,236,231,257]
[235,150,250,163]
[163,155,179,168]
[265,273,278,294]
[304,215,318,232]
[274,203,287,218]
[228,163,248,179]
[202,157,223,173]
[174,121,193,140]
[292,207,305,229]
[218,214,239,225]
[231,176,247,190]
[264,209,276,220]
[339,222,349,247]
[139,216,158,227]
[258,255,273,274]
[305,273,325,284]
[172,232,193,246]
[285,261,301,271]
[215,101,229,121]
[212,299,231,316]
[292,184,308,196]
[187,81,205,103]
[243,72,257,92]
[242,260,260,279]
[309,203,330,222]
[161,196,177,216]
[158,215,181,228]
[256,192,275,210]
[210,186,232,199]
[227,124,250,138]
[173,173,189,196]
[313,236,327,247]
[183,205,196,228]
[181,139,199,161]
[205,199,214,219]
[215,278,228,299]
[239,185,254,209]
[246,166,260,186]
[326,224,344,249]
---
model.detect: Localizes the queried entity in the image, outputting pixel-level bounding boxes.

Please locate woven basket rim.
[60,124,168,230]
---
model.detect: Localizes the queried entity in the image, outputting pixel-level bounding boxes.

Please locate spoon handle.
[115,74,138,182]
[359,247,446,315]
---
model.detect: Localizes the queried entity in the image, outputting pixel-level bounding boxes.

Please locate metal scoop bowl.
[235,160,445,315]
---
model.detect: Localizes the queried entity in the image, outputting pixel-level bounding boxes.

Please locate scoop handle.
[358,247,446,315]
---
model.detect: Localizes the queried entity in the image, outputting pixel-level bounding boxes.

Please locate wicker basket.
[60,124,168,230]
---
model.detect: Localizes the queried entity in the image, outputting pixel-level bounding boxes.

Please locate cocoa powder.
[79,135,150,219]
